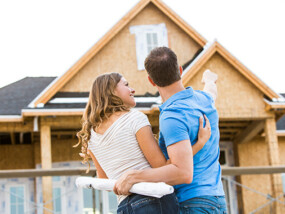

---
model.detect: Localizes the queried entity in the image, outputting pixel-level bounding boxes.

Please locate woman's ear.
[148,76,156,86]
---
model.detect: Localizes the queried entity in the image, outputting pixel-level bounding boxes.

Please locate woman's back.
[88,109,151,202]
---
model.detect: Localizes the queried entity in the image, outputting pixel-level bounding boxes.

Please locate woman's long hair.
[74,73,130,172]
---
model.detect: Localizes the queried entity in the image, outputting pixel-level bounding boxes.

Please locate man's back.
[159,87,224,203]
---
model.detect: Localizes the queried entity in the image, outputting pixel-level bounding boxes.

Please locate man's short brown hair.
[144,47,181,87]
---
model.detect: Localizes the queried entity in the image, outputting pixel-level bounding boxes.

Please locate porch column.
[265,117,284,214]
[40,124,53,213]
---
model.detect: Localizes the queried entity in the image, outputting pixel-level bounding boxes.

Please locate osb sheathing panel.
[60,3,201,95]
[278,137,285,164]
[0,145,34,170]
[186,53,269,119]
[34,139,81,165]
[237,137,272,213]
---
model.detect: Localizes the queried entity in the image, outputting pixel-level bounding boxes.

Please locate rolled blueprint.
[76,177,174,198]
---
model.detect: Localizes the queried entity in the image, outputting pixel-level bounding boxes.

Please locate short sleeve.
[131,110,151,135]
[160,111,189,147]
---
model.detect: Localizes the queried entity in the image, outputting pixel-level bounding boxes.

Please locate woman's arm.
[136,126,168,168]
[136,118,211,168]
[87,149,108,179]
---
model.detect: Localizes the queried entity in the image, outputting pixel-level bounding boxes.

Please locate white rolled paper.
[76,177,174,198]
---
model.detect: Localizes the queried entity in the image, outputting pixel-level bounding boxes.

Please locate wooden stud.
[0,122,33,132]
[10,132,15,145]
[40,125,53,212]
[265,118,284,214]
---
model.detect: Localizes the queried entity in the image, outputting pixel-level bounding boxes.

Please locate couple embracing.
[76,47,226,214]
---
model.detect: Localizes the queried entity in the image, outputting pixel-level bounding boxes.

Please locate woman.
[75,73,210,214]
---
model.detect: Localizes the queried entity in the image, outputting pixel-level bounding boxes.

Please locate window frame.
[130,23,168,70]
[6,184,26,214]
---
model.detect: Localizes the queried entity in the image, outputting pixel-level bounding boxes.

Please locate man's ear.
[148,76,156,86]
[179,66,183,76]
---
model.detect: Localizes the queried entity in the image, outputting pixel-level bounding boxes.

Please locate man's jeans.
[179,196,227,214]
[117,192,179,214]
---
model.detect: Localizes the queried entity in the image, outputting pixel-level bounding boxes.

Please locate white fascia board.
[22,108,85,113]
[48,97,162,104]
[0,115,23,122]
[0,115,22,118]
[264,98,285,105]
[27,77,60,108]
[49,98,89,104]
[135,97,161,103]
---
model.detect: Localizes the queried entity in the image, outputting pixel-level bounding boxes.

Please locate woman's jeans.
[117,192,179,214]
[179,196,227,214]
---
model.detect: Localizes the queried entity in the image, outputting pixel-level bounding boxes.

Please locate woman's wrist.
[196,140,203,150]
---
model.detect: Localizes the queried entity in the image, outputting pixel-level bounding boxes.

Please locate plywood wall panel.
[186,53,269,119]
[0,145,34,170]
[237,137,272,213]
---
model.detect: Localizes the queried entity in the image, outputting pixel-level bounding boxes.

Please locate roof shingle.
[0,77,56,115]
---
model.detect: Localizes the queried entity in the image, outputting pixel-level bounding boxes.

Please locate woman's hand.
[197,115,211,150]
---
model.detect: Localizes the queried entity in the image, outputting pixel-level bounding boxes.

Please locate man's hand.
[202,69,218,101]
[202,69,218,84]
[113,170,138,195]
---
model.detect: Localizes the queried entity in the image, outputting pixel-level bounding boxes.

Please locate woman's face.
[114,77,136,107]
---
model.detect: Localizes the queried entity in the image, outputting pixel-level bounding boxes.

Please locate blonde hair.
[74,73,130,172]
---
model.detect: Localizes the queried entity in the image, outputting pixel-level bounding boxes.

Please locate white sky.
[0,0,285,93]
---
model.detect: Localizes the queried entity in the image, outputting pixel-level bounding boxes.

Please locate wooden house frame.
[0,0,285,213]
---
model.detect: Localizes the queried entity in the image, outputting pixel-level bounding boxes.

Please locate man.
[114,47,226,213]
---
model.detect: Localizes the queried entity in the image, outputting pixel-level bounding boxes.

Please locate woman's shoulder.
[129,109,147,118]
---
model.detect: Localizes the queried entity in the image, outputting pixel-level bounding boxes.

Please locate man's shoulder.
[193,89,214,103]
[160,107,185,123]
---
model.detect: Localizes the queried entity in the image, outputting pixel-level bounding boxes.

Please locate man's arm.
[113,139,193,195]
[202,69,218,101]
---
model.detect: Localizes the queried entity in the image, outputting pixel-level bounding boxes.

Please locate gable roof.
[182,40,281,100]
[30,0,207,108]
[0,77,56,116]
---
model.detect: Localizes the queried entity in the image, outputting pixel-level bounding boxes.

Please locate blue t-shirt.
[159,87,224,203]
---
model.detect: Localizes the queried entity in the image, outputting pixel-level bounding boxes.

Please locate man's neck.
[158,80,185,103]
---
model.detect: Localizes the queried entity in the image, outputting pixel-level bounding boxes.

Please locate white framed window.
[53,187,62,214]
[52,176,67,214]
[81,188,118,214]
[130,23,168,70]
[220,142,238,214]
[8,185,26,214]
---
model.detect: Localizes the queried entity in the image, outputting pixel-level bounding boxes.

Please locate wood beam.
[40,116,82,129]
[40,125,53,212]
[1,166,285,178]
[219,122,249,127]
[234,120,264,144]
[219,128,241,133]
[10,132,15,145]
[265,118,284,214]
[0,122,33,132]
